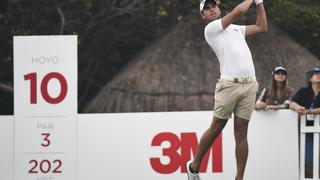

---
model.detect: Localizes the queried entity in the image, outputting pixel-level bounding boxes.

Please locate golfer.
[186,0,267,180]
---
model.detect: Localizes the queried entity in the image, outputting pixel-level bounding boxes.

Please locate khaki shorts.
[214,79,259,120]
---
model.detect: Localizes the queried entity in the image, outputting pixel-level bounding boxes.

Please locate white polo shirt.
[204,19,255,78]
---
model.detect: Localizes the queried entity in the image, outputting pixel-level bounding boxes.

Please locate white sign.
[1,110,299,180]
[77,110,299,180]
[14,36,77,180]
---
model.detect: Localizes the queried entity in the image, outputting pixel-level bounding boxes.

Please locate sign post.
[14,36,77,180]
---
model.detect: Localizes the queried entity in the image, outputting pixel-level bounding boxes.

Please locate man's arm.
[245,3,268,36]
[221,0,253,29]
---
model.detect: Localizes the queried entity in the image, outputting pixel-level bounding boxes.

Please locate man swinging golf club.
[186,0,267,180]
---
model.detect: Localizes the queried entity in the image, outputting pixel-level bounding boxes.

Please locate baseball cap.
[306,67,320,84]
[273,66,287,75]
[200,0,217,13]
[307,67,320,73]
[306,66,320,76]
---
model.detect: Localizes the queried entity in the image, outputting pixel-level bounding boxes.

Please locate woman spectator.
[255,66,294,110]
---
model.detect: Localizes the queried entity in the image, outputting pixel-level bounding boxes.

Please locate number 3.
[41,133,51,147]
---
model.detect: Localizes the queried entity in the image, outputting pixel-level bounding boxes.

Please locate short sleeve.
[204,19,223,40]
[238,25,246,37]
[292,88,303,105]
[232,24,246,37]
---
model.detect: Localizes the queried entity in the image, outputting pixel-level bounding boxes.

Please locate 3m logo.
[150,132,222,174]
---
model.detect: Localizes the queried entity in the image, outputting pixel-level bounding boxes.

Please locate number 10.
[24,72,68,104]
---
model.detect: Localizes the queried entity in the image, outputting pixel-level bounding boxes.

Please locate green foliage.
[265,0,320,57]
[0,0,200,111]
[77,0,199,109]
[0,0,319,113]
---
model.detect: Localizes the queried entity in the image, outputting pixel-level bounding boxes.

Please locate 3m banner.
[78,110,299,180]
[14,36,77,180]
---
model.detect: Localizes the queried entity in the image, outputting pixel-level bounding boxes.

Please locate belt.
[220,75,256,84]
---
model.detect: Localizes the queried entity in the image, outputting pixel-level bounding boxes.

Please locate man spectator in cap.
[290,67,320,178]
[185,0,267,180]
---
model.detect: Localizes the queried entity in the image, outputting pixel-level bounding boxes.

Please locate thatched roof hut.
[84,13,319,113]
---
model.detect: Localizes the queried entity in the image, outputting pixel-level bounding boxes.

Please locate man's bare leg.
[234,116,250,180]
[190,116,228,171]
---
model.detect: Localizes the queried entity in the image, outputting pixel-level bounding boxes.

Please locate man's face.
[310,72,320,83]
[201,3,221,22]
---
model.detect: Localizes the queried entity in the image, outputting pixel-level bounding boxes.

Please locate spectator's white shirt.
[205,19,255,78]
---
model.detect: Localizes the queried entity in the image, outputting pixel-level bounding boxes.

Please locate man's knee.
[234,116,249,141]
[210,116,228,128]
[235,130,247,142]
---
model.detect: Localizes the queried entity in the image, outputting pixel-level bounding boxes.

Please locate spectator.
[290,66,320,178]
[255,66,294,110]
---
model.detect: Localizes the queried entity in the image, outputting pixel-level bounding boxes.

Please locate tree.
[0,0,319,114]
